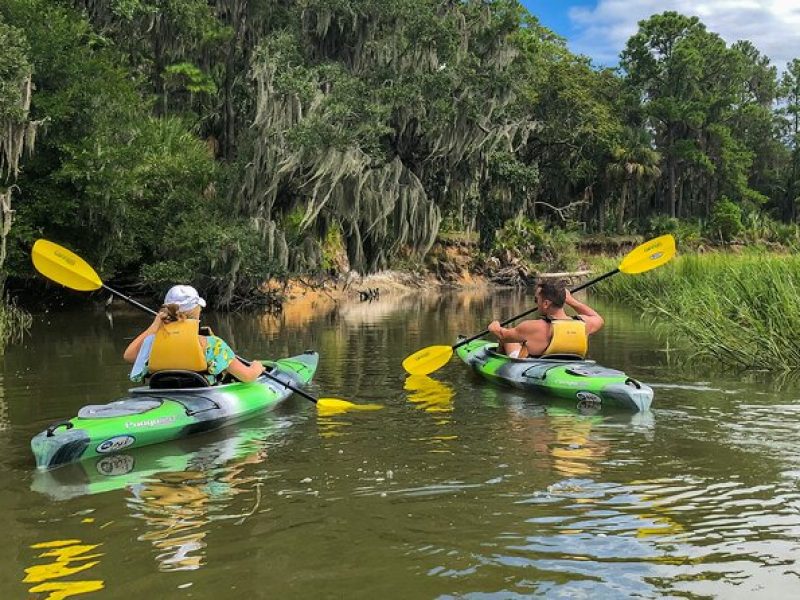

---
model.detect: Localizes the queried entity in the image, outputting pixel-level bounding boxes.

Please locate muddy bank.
[268,237,597,312]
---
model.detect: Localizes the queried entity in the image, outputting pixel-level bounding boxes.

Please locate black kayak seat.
[149,370,210,390]
[78,398,162,419]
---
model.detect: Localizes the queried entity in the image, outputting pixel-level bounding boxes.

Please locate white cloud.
[568,0,800,71]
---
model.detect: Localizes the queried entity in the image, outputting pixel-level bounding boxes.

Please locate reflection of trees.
[0,378,8,431]
[127,443,267,572]
[505,399,610,478]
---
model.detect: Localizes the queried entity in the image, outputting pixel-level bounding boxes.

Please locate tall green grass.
[592,251,800,371]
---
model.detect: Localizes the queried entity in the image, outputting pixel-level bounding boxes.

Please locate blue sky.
[520,1,596,41]
[519,1,800,71]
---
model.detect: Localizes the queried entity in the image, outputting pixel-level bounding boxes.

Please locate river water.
[2,289,799,598]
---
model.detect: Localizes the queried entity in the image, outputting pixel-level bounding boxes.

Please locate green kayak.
[31,351,318,470]
[456,340,653,411]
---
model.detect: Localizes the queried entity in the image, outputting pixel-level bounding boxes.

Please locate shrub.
[707,197,743,242]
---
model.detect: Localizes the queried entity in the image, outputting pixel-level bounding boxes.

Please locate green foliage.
[707,197,743,242]
[2,0,800,321]
[163,62,216,96]
[0,18,30,123]
[320,223,345,273]
[493,218,579,271]
[645,215,703,247]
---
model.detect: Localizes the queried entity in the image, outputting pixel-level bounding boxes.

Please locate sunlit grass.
[591,251,800,371]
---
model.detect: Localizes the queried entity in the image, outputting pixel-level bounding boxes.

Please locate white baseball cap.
[163,285,207,312]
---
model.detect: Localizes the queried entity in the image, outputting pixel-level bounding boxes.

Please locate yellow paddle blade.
[618,234,676,275]
[402,345,454,376]
[32,239,102,291]
[316,398,383,416]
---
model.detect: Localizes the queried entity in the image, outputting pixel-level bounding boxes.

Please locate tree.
[606,128,661,233]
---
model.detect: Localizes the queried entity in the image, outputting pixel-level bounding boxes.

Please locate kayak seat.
[78,398,162,419]
[149,370,210,390]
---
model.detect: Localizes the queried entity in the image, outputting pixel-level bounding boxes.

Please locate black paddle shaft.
[103,284,159,316]
[452,268,620,350]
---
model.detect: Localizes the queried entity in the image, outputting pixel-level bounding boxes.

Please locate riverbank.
[268,234,626,311]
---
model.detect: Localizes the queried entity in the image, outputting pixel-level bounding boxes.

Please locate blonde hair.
[161,303,202,322]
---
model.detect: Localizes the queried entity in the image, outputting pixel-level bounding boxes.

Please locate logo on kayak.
[124,416,176,429]
[96,435,135,454]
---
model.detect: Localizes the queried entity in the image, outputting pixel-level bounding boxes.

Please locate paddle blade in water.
[402,345,453,376]
[32,239,103,291]
[316,398,383,416]
[618,234,676,275]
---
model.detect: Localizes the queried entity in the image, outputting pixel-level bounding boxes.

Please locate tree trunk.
[616,180,628,233]
[668,126,677,218]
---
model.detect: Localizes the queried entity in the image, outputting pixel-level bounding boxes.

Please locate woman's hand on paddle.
[145,309,168,334]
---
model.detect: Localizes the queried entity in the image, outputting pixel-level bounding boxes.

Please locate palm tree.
[606,128,662,232]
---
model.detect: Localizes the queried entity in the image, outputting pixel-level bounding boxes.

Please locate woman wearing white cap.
[123,285,265,384]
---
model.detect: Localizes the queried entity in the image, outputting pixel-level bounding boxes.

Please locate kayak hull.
[456,340,653,412]
[31,351,318,470]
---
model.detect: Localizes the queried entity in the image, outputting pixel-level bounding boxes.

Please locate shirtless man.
[487,280,604,359]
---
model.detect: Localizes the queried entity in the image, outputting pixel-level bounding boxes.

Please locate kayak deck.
[31,351,318,470]
[456,339,653,411]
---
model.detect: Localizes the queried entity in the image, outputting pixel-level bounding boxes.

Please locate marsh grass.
[592,251,800,371]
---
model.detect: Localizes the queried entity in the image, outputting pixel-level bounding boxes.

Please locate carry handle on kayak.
[46,420,74,437]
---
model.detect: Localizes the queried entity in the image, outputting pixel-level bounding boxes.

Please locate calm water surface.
[2,289,799,598]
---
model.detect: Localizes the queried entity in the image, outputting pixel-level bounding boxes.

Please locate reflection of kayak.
[31,419,284,501]
[31,352,318,469]
[456,340,653,412]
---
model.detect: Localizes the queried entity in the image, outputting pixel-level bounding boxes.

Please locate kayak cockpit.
[485,345,594,364]
[77,398,162,419]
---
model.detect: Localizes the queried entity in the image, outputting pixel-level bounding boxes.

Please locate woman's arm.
[123,312,165,363]
[225,358,265,383]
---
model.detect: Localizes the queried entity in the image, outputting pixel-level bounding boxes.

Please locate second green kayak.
[456,339,653,411]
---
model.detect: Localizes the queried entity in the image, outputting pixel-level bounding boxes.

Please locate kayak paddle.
[401,234,676,376]
[31,239,379,413]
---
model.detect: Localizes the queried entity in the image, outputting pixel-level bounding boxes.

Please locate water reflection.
[32,419,288,572]
[23,539,104,599]
[0,375,7,431]
[404,375,455,415]
[128,435,268,572]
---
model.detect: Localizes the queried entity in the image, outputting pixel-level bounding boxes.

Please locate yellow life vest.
[148,319,207,372]
[542,317,588,358]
